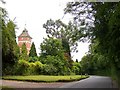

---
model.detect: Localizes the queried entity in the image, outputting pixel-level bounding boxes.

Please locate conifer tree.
[20,43,28,60]
[29,42,37,57]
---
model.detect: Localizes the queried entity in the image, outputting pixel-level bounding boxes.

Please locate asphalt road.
[59,76,117,88]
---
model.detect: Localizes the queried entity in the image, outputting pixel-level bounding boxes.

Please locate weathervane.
[24,23,27,30]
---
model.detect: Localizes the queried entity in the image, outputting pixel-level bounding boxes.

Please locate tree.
[40,38,71,75]
[43,19,83,53]
[80,54,93,74]
[20,43,28,60]
[43,19,83,66]
[64,2,95,41]
[64,1,120,85]
[76,59,78,63]
[72,61,81,75]
[40,38,64,58]
[2,20,20,75]
[42,55,68,75]
[29,42,37,57]
[92,2,120,81]
[1,1,20,75]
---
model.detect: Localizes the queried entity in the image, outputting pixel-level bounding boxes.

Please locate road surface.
[1,80,66,88]
[60,76,118,88]
[1,76,118,88]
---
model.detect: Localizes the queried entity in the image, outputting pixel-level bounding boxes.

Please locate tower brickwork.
[18,28,32,55]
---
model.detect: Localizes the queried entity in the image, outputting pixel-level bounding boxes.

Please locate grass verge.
[2,75,89,83]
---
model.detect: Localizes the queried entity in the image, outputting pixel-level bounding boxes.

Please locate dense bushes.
[6,37,81,76]
[14,60,43,75]
[14,58,75,75]
[28,56,38,62]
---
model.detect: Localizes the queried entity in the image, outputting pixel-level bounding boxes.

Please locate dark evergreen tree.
[20,43,28,60]
[2,20,20,75]
[29,42,37,57]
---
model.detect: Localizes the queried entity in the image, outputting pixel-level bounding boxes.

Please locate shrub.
[28,56,38,62]
[34,61,44,74]
[29,62,36,75]
[14,60,45,75]
[41,55,72,75]
[14,60,30,75]
[42,64,57,75]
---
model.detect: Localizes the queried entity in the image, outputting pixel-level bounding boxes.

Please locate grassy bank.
[2,75,89,82]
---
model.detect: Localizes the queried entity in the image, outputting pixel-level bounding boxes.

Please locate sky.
[3,0,90,61]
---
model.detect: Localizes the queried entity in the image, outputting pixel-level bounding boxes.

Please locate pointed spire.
[18,25,32,39]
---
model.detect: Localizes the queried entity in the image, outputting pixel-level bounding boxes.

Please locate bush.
[14,60,45,75]
[29,56,38,62]
[41,55,72,75]
[14,60,30,75]
[34,61,44,74]
[72,66,80,75]
[28,62,36,75]
[13,56,73,75]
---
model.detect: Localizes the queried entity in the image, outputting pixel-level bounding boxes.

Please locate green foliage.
[80,54,92,74]
[2,20,20,75]
[19,43,28,60]
[1,3,20,75]
[34,61,43,74]
[40,37,73,75]
[62,38,71,61]
[42,64,57,75]
[29,56,38,62]
[72,62,81,75]
[13,54,72,75]
[29,42,37,57]
[65,2,120,86]
[41,55,71,75]
[14,60,44,75]
[92,3,120,84]
[40,38,64,58]
[43,19,81,58]
[14,58,70,75]
[14,60,30,75]
[64,2,94,41]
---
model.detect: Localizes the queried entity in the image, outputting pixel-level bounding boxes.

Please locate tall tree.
[40,38,71,75]
[40,38,64,58]
[43,19,84,65]
[43,19,82,53]
[92,2,120,82]
[64,2,95,41]
[2,20,20,75]
[20,43,28,60]
[65,1,120,85]
[29,42,37,57]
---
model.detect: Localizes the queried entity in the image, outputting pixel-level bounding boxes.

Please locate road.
[1,76,118,88]
[60,76,118,88]
[1,80,66,88]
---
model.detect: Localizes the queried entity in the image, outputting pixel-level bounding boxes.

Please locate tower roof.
[18,28,32,39]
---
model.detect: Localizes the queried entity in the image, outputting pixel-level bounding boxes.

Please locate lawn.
[2,75,89,82]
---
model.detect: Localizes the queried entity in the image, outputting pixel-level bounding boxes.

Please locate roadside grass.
[2,75,89,83]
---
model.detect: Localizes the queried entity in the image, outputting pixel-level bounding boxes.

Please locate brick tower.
[18,28,32,55]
